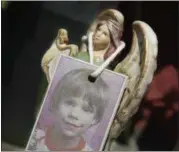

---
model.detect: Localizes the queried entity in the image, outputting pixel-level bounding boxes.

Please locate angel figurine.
[39,8,158,151]
[41,28,79,82]
[75,9,158,150]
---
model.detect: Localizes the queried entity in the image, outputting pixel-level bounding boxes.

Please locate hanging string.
[88,32,94,65]
[89,41,125,82]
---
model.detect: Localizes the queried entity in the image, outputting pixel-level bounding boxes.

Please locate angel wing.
[106,21,158,149]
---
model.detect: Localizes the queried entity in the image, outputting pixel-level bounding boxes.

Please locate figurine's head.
[51,69,109,137]
[58,28,69,44]
[90,9,124,59]
[93,19,123,57]
[93,21,110,51]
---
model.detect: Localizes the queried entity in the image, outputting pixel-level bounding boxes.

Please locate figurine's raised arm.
[41,28,79,82]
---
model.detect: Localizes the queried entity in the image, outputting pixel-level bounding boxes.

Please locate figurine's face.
[54,97,97,137]
[93,24,110,51]
[58,29,68,44]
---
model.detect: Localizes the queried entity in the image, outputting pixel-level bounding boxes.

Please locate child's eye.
[83,106,94,113]
[65,100,76,107]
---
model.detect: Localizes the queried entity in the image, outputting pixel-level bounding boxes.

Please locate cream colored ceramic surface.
[106,18,157,151]
[41,28,79,82]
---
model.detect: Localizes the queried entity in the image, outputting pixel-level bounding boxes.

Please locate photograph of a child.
[26,55,127,151]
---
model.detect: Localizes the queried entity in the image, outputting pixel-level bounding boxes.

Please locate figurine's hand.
[81,35,88,42]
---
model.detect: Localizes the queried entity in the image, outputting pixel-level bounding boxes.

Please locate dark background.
[2,1,178,150]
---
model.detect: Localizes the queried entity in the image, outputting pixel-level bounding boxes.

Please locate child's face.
[54,97,97,137]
